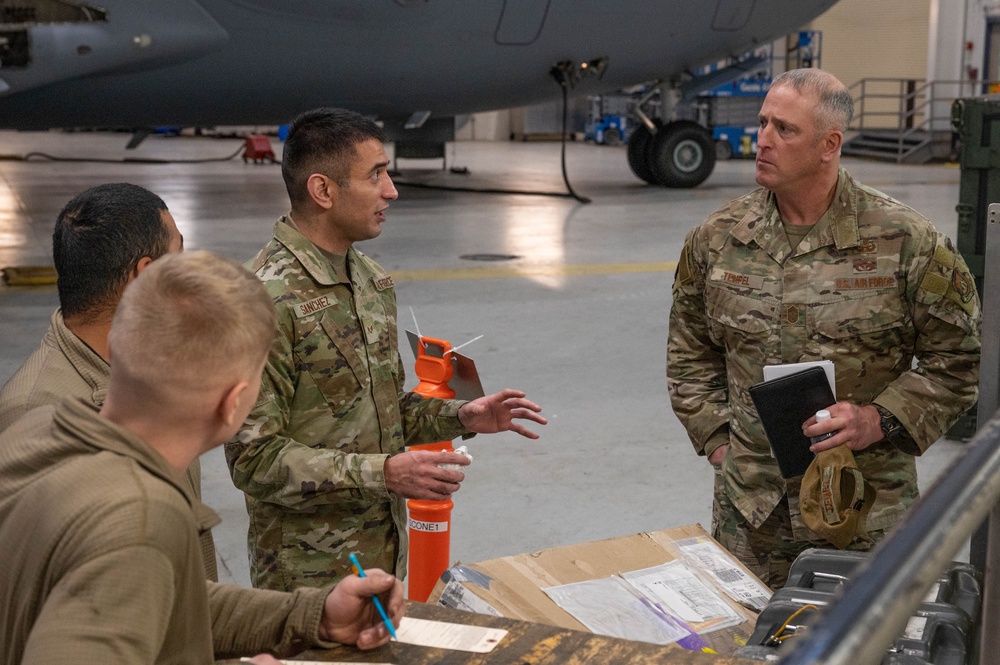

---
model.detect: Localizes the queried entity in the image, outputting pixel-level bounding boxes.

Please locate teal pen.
[348,552,398,640]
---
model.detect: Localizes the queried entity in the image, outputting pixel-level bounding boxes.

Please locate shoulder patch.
[675,244,694,286]
[374,275,395,291]
[932,243,956,270]
[947,266,977,315]
[919,241,978,315]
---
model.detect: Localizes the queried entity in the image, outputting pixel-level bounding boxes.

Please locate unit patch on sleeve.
[374,275,395,291]
[949,267,976,313]
[951,269,974,303]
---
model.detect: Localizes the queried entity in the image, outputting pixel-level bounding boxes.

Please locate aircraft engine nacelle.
[0,0,228,98]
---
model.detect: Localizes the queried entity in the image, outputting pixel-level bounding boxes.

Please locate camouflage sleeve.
[873,232,981,453]
[208,581,336,658]
[225,310,392,510]
[667,225,731,456]
[398,391,471,445]
[391,349,472,445]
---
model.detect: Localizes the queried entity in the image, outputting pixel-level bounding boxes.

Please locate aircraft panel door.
[712,0,756,31]
[494,0,550,46]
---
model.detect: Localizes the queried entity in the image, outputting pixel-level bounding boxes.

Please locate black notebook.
[748,366,836,479]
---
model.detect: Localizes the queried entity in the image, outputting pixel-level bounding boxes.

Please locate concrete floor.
[0,131,970,587]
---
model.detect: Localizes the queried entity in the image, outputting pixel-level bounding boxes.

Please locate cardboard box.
[427,524,769,655]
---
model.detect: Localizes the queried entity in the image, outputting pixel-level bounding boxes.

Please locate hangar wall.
[805,0,931,129]
[807,0,930,85]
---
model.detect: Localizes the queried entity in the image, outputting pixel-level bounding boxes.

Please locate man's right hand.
[319,569,405,649]
[708,444,729,466]
[383,450,471,500]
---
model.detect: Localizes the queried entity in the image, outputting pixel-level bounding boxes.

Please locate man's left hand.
[803,402,883,453]
[458,389,547,439]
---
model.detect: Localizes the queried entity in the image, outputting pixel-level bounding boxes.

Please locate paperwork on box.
[674,536,771,611]
[428,524,770,655]
[621,560,743,629]
[541,557,743,644]
[542,576,693,644]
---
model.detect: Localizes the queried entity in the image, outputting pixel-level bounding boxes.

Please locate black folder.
[748,366,836,479]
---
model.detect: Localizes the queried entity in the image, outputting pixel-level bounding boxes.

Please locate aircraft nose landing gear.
[627,119,716,188]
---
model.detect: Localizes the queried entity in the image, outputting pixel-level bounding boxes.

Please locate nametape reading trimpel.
[293,295,334,318]
[408,518,448,533]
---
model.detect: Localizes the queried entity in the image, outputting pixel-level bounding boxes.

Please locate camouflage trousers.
[711,465,887,589]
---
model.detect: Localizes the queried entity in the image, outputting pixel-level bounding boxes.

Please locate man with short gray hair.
[667,69,981,588]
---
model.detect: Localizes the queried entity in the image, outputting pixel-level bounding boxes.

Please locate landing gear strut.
[627,119,716,188]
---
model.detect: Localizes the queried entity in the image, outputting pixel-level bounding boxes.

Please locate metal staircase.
[842,78,996,164]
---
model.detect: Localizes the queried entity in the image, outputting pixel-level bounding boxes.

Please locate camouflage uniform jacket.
[227,218,470,591]
[668,169,981,539]
[0,399,335,665]
[0,310,217,581]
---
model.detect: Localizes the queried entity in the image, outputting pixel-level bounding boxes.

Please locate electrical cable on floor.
[3,144,248,164]
[394,73,590,202]
[2,126,592,201]
[556,80,591,204]
[391,179,583,199]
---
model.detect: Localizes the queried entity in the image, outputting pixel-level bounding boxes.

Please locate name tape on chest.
[711,268,897,293]
[713,269,765,290]
[293,295,334,319]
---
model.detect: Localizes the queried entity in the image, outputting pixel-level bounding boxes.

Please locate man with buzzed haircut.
[0,251,403,664]
[228,107,547,591]
[0,183,219,581]
[668,69,981,588]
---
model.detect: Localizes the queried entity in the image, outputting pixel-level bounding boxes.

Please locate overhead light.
[550,57,609,88]
[582,57,609,79]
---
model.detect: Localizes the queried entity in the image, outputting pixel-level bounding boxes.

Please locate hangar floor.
[0,131,970,587]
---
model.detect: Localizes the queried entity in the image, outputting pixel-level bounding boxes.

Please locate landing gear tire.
[647,120,716,188]
[626,120,660,185]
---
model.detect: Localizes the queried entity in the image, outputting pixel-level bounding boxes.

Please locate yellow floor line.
[393,261,678,282]
[2,266,57,286]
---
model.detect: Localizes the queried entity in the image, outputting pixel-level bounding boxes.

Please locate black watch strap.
[875,404,902,440]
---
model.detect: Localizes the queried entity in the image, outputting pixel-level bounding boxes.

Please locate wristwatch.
[875,404,902,441]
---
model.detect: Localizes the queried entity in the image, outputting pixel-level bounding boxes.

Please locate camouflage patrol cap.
[800,446,876,549]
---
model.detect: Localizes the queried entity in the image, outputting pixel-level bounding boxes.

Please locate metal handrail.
[846,78,1000,162]
[778,410,1000,665]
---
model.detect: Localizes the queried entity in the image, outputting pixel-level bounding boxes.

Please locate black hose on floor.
[556,81,591,204]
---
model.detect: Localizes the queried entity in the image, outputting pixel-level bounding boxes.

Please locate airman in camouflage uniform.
[667,70,981,588]
[227,108,546,591]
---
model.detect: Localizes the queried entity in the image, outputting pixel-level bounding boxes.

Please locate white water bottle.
[810,409,836,445]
